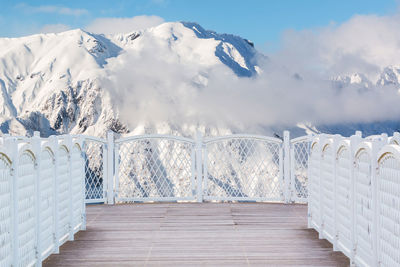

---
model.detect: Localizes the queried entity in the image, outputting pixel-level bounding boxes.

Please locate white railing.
[308,132,400,267]
[0,132,86,267]
[83,131,312,203]
[203,134,283,202]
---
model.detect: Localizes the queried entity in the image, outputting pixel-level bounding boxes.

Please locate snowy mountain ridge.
[0,21,399,138]
[0,22,261,137]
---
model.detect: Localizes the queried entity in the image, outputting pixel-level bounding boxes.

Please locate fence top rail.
[290,135,311,144]
[115,134,195,145]
[204,134,283,145]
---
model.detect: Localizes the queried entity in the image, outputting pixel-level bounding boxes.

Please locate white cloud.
[85,15,164,34]
[39,24,71,34]
[275,13,400,81]
[16,3,88,16]
[98,14,400,132]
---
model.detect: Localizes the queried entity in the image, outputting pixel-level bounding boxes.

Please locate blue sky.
[0,0,398,50]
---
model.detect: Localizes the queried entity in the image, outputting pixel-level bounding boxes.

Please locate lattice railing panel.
[321,144,335,240]
[204,138,281,201]
[354,150,374,265]
[291,139,310,201]
[378,154,400,266]
[83,140,105,202]
[17,151,36,267]
[117,138,196,201]
[336,146,352,254]
[39,149,55,257]
[0,153,12,267]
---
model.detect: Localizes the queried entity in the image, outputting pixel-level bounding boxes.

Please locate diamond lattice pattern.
[205,138,281,200]
[83,141,105,201]
[292,140,310,200]
[117,139,195,200]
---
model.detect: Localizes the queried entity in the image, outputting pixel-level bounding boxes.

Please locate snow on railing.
[0,132,86,267]
[308,132,400,267]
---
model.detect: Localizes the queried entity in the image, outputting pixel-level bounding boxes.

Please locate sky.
[0,0,398,51]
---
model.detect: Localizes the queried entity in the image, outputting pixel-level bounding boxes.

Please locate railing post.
[78,136,86,231]
[371,138,385,267]
[66,135,74,241]
[52,136,60,254]
[318,134,326,239]
[350,131,361,264]
[283,131,291,203]
[107,131,115,205]
[7,137,19,266]
[307,134,314,228]
[32,132,42,266]
[114,142,120,203]
[196,132,203,203]
[332,134,341,251]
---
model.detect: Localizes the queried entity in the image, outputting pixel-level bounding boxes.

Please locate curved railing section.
[308,132,400,267]
[0,133,86,266]
[81,131,313,203]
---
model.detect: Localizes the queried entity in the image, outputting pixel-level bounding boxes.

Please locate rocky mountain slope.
[0,22,262,137]
[0,21,399,138]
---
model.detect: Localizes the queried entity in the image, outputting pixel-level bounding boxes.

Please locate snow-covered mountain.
[0,21,399,138]
[0,22,262,137]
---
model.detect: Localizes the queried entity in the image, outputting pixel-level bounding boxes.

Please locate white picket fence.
[308,132,400,267]
[0,132,86,267]
[83,131,311,204]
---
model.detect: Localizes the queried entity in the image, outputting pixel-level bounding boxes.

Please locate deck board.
[43,203,349,266]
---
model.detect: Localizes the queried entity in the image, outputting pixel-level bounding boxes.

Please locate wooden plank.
[43,203,349,266]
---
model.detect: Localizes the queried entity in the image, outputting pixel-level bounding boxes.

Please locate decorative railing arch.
[376,145,400,267]
[39,141,57,260]
[353,142,376,267]
[15,144,37,267]
[0,150,12,267]
[308,132,400,267]
[389,132,400,145]
[308,138,321,231]
[320,138,337,244]
[334,140,353,258]
[0,133,85,266]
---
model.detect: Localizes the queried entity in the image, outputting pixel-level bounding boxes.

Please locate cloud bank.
[275,13,400,81]
[100,12,400,133]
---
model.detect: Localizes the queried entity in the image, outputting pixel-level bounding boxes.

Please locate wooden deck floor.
[44,203,349,266]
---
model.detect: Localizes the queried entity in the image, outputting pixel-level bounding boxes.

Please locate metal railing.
[308,132,400,267]
[0,132,86,267]
[82,131,312,204]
